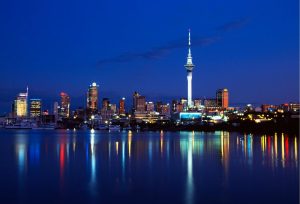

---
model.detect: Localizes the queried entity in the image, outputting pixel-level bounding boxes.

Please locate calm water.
[0,130,298,204]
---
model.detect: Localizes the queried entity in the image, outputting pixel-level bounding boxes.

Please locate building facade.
[60,92,70,118]
[30,99,42,118]
[14,87,29,117]
[87,82,99,114]
[216,88,229,109]
[119,98,126,115]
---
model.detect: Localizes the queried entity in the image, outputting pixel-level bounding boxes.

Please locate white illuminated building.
[184,30,195,108]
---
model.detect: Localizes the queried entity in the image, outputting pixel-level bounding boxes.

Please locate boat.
[33,123,56,130]
[5,122,32,129]
[109,125,121,131]
[97,124,108,130]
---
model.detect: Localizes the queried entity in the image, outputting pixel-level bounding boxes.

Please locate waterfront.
[0,130,298,204]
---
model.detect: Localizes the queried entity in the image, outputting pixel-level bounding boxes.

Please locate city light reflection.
[294,137,298,165]
[281,134,285,168]
[128,131,132,158]
[89,132,97,195]
[185,132,194,204]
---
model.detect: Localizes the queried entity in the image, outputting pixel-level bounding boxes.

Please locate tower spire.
[184,29,195,109]
[185,29,194,71]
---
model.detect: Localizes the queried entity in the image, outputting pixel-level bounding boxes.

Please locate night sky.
[0,0,298,113]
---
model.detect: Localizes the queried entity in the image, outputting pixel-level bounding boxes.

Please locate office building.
[146,102,155,113]
[14,87,29,117]
[119,98,126,115]
[133,92,146,113]
[60,92,70,118]
[216,88,229,109]
[30,99,42,118]
[87,82,99,114]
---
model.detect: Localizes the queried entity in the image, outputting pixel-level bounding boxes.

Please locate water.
[0,130,298,204]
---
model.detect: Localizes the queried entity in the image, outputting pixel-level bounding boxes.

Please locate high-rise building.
[53,102,59,119]
[14,87,29,117]
[30,99,42,118]
[156,101,163,113]
[160,104,171,116]
[216,88,229,109]
[87,82,99,113]
[204,98,217,108]
[171,100,178,112]
[193,99,201,109]
[180,98,188,111]
[176,103,184,112]
[110,104,117,114]
[136,96,146,112]
[119,98,126,115]
[102,98,110,110]
[133,92,146,112]
[146,102,155,113]
[60,92,70,118]
[184,29,195,108]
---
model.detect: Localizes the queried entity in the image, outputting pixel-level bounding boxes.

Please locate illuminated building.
[184,29,195,108]
[60,92,70,118]
[216,88,229,109]
[172,100,178,112]
[87,82,99,114]
[204,98,217,109]
[261,104,277,113]
[133,92,146,113]
[119,98,126,115]
[100,108,114,121]
[156,101,163,113]
[74,107,85,120]
[180,98,188,111]
[42,110,49,115]
[180,112,201,120]
[176,103,184,112]
[110,104,117,114]
[146,102,155,113]
[193,99,201,109]
[160,104,170,116]
[30,99,42,118]
[289,103,300,112]
[53,101,59,120]
[101,98,115,121]
[14,87,29,117]
[102,98,110,110]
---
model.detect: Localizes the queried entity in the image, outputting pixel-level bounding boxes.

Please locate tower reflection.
[89,130,97,195]
[180,132,194,204]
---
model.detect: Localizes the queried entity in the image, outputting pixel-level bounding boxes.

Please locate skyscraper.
[184,29,195,108]
[14,87,29,117]
[133,91,146,113]
[119,97,126,115]
[146,102,155,113]
[216,88,229,109]
[102,98,110,110]
[30,99,42,118]
[60,92,70,118]
[53,101,59,120]
[87,82,99,113]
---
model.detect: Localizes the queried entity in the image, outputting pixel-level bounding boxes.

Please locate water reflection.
[9,130,298,203]
[185,132,194,204]
[89,130,97,195]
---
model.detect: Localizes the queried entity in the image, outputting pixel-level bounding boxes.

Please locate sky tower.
[184,29,195,108]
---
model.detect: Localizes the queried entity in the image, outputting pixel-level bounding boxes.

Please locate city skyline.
[0,0,298,113]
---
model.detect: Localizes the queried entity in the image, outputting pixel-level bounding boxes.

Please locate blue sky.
[0,0,298,112]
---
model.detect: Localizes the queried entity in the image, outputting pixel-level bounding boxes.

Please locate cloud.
[97,18,249,66]
[97,36,219,66]
[217,17,250,32]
